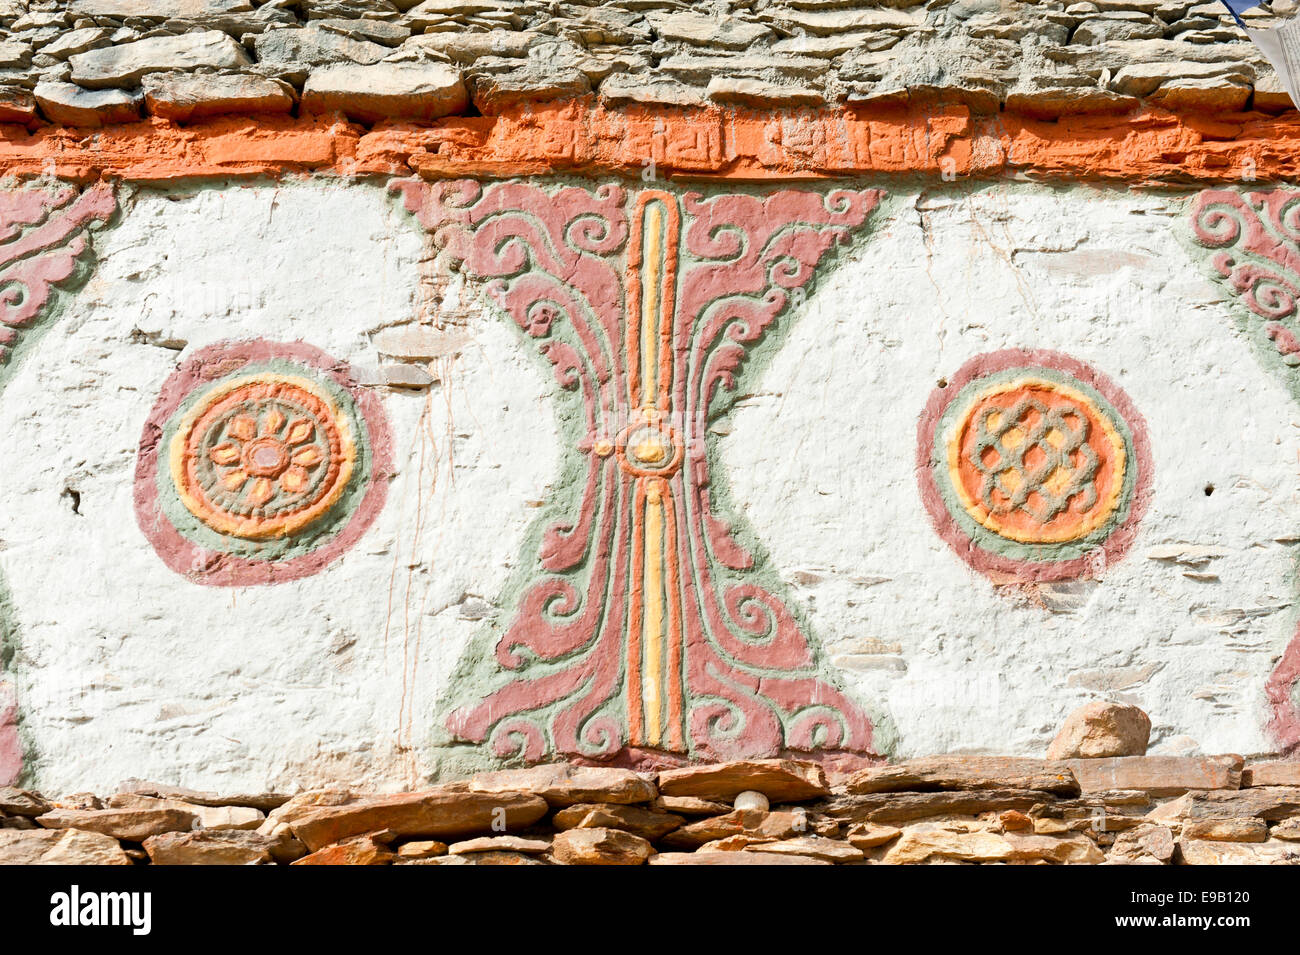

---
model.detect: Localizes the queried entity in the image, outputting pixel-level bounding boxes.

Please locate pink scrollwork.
[398,178,882,764]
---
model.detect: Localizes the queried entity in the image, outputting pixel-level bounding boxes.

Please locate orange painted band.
[3,100,1299,185]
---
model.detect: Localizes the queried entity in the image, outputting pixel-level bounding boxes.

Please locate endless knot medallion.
[918,350,1151,582]
[134,340,391,586]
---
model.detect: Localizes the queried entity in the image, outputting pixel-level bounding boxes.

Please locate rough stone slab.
[706,77,825,108]
[69,0,253,16]
[552,803,684,840]
[142,73,294,122]
[815,790,1049,826]
[652,795,731,816]
[766,8,919,34]
[469,764,656,807]
[598,75,708,108]
[1004,86,1139,118]
[1181,787,1300,821]
[1274,818,1300,841]
[1244,763,1300,788]
[34,81,140,126]
[395,839,447,859]
[469,67,590,114]
[70,31,252,90]
[1067,756,1243,796]
[448,834,550,855]
[0,787,51,817]
[647,12,771,50]
[659,53,828,81]
[251,25,390,80]
[143,829,275,865]
[427,849,547,865]
[746,835,863,862]
[285,790,547,851]
[1182,818,1269,842]
[120,782,290,812]
[37,806,198,842]
[845,822,902,848]
[302,62,466,122]
[1178,839,1300,864]
[1047,702,1152,759]
[552,827,653,865]
[1105,823,1176,865]
[106,794,263,831]
[1109,60,1254,97]
[1147,77,1251,112]
[844,757,1080,796]
[292,833,395,865]
[404,29,534,62]
[658,807,834,850]
[883,825,1014,864]
[657,760,829,802]
[0,827,132,865]
[378,363,437,389]
[649,850,830,865]
[41,29,115,63]
[1003,831,1106,864]
[0,88,36,124]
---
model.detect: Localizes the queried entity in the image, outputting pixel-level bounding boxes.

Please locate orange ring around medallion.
[945,376,1127,545]
[169,372,356,541]
[615,412,684,479]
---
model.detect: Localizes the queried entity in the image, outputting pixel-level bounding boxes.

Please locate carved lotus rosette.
[133,340,392,586]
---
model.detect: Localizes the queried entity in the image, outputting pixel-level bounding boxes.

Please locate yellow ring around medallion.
[168,372,357,541]
[945,376,1127,544]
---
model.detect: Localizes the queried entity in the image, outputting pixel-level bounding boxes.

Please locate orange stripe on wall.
[3,100,1300,185]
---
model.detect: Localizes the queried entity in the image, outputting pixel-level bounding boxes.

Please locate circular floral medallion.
[135,341,392,586]
[917,349,1151,582]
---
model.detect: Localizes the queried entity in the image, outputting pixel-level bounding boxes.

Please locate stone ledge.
[0,2,1293,130]
[4,755,1298,865]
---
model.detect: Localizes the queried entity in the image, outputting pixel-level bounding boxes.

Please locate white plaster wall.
[0,179,557,794]
[3,179,1296,794]
[728,185,1300,760]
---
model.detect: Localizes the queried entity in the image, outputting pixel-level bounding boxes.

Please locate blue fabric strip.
[1219,0,1262,26]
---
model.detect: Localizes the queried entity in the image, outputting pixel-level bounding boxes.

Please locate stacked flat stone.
[0,0,1291,128]
[2,756,1299,864]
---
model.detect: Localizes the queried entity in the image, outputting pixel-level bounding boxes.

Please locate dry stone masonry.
[0,0,1293,125]
[3,754,1300,864]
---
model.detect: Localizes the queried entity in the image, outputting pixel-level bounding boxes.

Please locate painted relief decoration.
[394,179,882,763]
[918,349,1152,584]
[0,182,115,369]
[134,340,393,587]
[1190,189,1300,754]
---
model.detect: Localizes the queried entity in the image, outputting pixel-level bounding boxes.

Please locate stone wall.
[4,756,1300,864]
[0,0,1295,123]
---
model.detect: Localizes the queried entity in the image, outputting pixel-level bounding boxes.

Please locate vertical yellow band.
[643,486,664,747]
